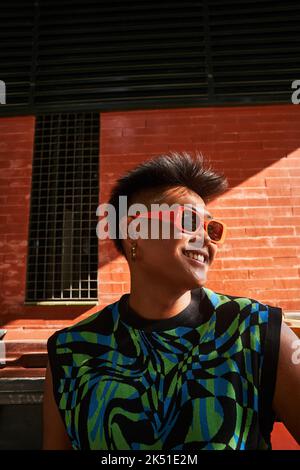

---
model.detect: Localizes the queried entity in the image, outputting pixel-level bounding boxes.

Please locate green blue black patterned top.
[47,287,282,450]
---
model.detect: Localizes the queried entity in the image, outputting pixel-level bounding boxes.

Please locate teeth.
[184,251,205,262]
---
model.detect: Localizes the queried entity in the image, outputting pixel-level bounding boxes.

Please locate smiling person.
[43,152,300,450]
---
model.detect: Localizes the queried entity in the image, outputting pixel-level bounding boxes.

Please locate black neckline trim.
[118,287,206,331]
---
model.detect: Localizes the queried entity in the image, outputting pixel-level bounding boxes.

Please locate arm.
[42,361,73,450]
[272,321,300,444]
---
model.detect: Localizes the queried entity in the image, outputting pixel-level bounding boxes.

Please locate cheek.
[159,237,183,255]
[141,238,181,263]
[209,244,218,261]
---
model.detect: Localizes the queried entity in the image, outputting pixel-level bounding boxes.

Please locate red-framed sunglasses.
[130,205,227,244]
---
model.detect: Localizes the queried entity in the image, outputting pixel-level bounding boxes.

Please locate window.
[25,113,99,303]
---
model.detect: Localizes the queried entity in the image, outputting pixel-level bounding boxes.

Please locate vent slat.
[0,0,299,114]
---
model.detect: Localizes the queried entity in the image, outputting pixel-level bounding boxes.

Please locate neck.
[128,272,191,321]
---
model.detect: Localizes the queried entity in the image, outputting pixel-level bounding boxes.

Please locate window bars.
[25,113,99,303]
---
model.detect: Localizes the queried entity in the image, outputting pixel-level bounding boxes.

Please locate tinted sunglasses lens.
[181,210,201,232]
[207,220,223,241]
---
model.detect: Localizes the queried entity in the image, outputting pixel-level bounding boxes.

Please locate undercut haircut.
[107,151,228,256]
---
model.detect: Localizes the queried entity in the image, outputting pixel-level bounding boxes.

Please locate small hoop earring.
[131,244,137,261]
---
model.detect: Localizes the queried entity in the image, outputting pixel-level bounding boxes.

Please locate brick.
[99,263,129,274]
[245,227,295,237]
[268,216,300,226]
[249,267,299,279]
[4,254,27,263]
[254,113,300,123]
[270,237,300,246]
[6,213,30,225]
[222,257,298,269]
[261,131,300,141]
[236,177,267,189]
[288,169,300,177]
[181,125,217,135]
[1,168,32,178]
[266,188,292,197]
[221,207,292,220]
[293,207,300,216]
[0,149,33,162]
[206,280,225,291]
[4,195,30,205]
[122,283,130,292]
[102,128,123,137]
[210,259,222,270]
[265,177,293,188]
[277,300,300,311]
[222,227,246,238]
[1,187,30,196]
[209,269,248,280]
[146,116,193,127]
[222,279,275,290]
[248,207,292,216]
[99,283,125,294]
[101,116,146,129]
[215,141,262,151]
[263,141,299,150]
[221,247,298,258]
[10,161,32,170]
[210,197,267,208]
[264,168,290,178]
[99,272,129,283]
[123,126,169,137]
[274,279,300,289]
[7,178,31,188]
[238,150,284,161]
[0,142,34,153]
[261,289,300,300]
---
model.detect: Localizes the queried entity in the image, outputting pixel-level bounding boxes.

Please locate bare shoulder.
[272,321,300,444]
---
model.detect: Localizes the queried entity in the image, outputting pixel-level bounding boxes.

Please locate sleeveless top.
[47,287,282,450]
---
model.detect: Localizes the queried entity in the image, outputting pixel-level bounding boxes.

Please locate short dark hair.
[108,151,228,256]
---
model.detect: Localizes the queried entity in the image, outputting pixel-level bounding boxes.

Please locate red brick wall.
[0,116,99,335]
[0,116,35,319]
[0,107,299,448]
[99,104,300,314]
[1,106,300,327]
[99,104,300,450]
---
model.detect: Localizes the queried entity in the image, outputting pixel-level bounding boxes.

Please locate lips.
[182,248,209,264]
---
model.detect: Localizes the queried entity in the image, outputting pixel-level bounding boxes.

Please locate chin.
[183,272,207,290]
[193,277,207,289]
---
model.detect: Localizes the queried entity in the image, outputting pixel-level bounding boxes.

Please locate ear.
[121,227,138,263]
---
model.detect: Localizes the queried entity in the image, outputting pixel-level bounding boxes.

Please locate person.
[43,151,300,450]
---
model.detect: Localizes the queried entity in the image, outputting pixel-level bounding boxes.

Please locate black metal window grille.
[25,113,99,303]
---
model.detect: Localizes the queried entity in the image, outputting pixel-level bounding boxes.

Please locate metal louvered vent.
[0,1,35,109]
[209,0,300,103]
[35,0,207,111]
[25,113,99,303]
[0,0,300,115]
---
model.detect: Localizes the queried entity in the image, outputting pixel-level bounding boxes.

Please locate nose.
[203,228,212,245]
[187,229,211,250]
